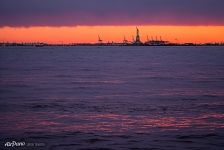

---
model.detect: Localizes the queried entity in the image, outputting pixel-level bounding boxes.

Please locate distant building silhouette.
[145,35,169,46]
[135,27,142,45]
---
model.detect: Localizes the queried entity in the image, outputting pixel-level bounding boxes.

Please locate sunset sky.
[0,0,224,43]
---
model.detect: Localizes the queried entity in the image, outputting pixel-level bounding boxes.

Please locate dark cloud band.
[0,0,224,27]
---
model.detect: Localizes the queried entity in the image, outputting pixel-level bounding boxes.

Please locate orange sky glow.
[0,26,224,44]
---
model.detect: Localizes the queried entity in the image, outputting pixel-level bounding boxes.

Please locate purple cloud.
[0,0,224,27]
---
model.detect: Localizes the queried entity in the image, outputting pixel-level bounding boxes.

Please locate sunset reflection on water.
[1,46,224,149]
[1,112,224,134]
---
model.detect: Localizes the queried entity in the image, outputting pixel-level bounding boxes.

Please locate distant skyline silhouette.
[0,26,223,44]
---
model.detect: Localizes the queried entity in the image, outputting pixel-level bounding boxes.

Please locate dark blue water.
[0,46,224,150]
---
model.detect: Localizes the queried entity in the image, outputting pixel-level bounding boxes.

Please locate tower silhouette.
[135,27,141,44]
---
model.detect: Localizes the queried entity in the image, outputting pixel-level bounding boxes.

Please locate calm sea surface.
[0,46,224,150]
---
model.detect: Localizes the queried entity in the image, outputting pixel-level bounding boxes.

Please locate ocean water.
[0,46,224,150]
